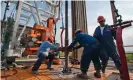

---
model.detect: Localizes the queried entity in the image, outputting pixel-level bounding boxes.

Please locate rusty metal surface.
[1,64,133,80]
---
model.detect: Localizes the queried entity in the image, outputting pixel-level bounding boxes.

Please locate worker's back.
[76,33,99,49]
[37,41,57,53]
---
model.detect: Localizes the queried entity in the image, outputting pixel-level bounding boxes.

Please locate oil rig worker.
[31,37,58,74]
[67,29,101,79]
[93,16,122,78]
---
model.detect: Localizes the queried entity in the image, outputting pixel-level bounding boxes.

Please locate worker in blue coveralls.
[67,29,101,79]
[93,16,122,78]
[32,37,58,74]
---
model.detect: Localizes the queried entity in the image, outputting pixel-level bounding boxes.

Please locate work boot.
[77,73,89,79]
[101,65,106,73]
[31,71,39,74]
[94,71,101,78]
[47,67,54,71]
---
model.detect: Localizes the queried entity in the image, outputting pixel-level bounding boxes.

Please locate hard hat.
[48,37,54,43]
[97,16,105,23]
[75,29,83,35]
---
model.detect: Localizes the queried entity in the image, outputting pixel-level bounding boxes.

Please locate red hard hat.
[75,29,83,35]
[97,16,105,23]
[48,37,54,43]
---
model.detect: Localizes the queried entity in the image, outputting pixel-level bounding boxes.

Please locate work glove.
[57,46,73,52]
[73,47,77,50]
[66,46,73,52]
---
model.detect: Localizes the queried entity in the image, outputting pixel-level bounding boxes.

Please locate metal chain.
[112,1,122,24]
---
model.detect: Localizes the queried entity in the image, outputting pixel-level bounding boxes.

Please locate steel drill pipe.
[71,1,88,60]
[61,0,72,73]
[64,0,69,72]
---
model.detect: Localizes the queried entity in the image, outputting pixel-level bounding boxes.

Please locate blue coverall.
[68,33,101,73]
[32,41,57,71]
[93,25,121,71]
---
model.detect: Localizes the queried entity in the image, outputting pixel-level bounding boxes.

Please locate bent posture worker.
[67,29,101,79]
[32,38,58,74]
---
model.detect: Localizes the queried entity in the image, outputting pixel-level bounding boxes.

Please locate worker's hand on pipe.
[57,47,72,52]
[73,47,76,50]
[58,47,67,51]
[66,46,73,52]
[67,48,73,52]
[49,50,54,53]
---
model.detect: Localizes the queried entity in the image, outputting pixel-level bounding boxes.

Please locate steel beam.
[29,6,39,24]
[21,6,49,19]
[45,0,60,7]
[17,15,32,41]
[34,1,42,25]
[10,1,54,16]
[9,1,23,49]
[23,1,54,16]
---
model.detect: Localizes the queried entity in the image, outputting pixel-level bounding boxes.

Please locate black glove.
[73,47,77,50]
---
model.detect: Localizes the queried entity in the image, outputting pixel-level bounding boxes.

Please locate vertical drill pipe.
[83,1,88,33]
[71,1,76,59]
[71,1,88,60]
[64,0,69,69]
